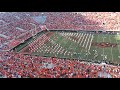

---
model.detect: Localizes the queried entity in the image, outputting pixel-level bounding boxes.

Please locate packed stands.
[0,12,120,78]
[0,52,120,78]
[45,12,120,31]
[1,12,120,51]
[0,12,42,51]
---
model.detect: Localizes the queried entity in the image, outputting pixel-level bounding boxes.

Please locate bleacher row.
[0,12,43,51]
[45,12,120,31]
[0,52,120,78]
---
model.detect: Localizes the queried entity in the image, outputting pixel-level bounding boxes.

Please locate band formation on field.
[14,30,120,64]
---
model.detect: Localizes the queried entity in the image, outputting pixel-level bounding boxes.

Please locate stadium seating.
[0,52,120,78]
[0,12,120,78]
[45,12,120,31]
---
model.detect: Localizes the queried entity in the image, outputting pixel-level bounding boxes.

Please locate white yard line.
[80,33,86,46]
[72,33,81,60]
[62,32,80,45]
[103,34,105,60]
[78,33,83,44]
[69,32,82,60]
[66,32,82,60]
[80,33,93,60]
[108,35,113,62]
[78,33,85,59]
[86,34,93,60]
[93,33,99,60]
[85,33,92,60]
[73,33,81,42]
[53,36,63,53]
[58,32,70,57]
[85,33,91,49]
[88,34,94,51]
[64,32,72,56]
[82,33,89,48]
[60,32,76,55]
[67,40,75,57]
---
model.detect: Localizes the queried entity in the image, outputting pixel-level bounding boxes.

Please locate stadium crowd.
[0,12,42,51]
[1,12,120,51]
[0,12,120,78]
[45,12,120,31]
[0,52,120,78]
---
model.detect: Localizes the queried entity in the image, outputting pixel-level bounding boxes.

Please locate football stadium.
[0,12,120,78]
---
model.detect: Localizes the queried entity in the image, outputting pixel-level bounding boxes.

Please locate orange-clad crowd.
[0,12,120,78]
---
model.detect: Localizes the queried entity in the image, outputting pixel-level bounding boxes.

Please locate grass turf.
[15,30,120,64]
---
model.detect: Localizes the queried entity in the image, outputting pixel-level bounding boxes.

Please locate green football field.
[15,30,120,64]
